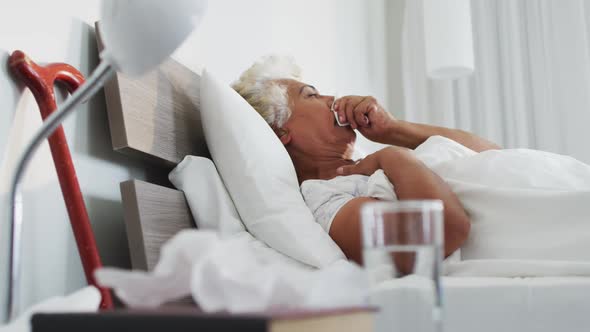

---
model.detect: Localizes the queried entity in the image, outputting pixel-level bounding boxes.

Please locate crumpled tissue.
[96,230,369,312]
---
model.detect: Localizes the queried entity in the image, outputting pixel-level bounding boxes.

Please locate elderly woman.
[233,56,500,265]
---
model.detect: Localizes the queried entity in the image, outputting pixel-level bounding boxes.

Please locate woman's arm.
[330,147,471,265]
[385,120,501,152]
[333,95,500,152]
[329,197,379,264]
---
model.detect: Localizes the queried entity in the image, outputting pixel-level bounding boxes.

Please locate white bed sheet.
[370,276,590,332]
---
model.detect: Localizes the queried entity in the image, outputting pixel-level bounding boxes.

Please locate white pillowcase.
[199,70,345,268]
[169,155,245,235]
[168,156,311,268]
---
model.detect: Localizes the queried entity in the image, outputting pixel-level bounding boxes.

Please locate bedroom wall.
[0,0,403,319]
[0,1,149,320]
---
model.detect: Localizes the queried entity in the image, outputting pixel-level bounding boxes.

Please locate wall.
[173,0,402,152]
[0,0,400,321]
[0,1,151,320]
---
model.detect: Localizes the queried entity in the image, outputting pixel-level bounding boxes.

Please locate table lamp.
[4,0,207,323]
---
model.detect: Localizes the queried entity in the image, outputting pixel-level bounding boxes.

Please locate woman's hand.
[337,146,407,176]
[333,95,398,144]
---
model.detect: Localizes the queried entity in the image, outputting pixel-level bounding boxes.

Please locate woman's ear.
[274,127,292,145]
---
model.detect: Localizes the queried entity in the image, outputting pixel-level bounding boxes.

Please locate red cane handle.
[8,50,113,310]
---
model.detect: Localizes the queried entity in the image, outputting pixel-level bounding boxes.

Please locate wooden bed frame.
[97,23,209,272]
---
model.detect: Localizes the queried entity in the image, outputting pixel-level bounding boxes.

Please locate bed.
[96,35,590,332]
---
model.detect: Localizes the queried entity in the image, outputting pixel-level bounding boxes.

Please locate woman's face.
[278,79,356,153]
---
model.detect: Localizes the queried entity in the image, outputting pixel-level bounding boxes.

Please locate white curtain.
[403,0,590,163]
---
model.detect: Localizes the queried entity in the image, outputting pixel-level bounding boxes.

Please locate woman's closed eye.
[300,85,320,99]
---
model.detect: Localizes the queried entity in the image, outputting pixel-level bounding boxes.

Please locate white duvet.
[414,136,590,274]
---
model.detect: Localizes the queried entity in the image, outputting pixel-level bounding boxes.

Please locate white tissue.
[96,230,369,312]
[0,286,101,332]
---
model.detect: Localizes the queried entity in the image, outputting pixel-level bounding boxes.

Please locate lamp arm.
[5,60,115,323]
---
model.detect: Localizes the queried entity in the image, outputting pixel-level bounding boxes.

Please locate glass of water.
[362,200,444,332]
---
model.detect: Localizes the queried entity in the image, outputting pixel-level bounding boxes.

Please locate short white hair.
[232,56,302,128]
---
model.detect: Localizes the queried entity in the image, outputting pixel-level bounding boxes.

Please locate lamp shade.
[422,0,474,79]
[99,0,208,76]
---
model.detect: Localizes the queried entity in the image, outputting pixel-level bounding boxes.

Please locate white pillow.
[169,156,245,235]
[168,156,311,268]
[199,70,345,268]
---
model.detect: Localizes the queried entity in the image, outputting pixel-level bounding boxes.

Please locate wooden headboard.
[96,23,207,271]
[96,23,209,168]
